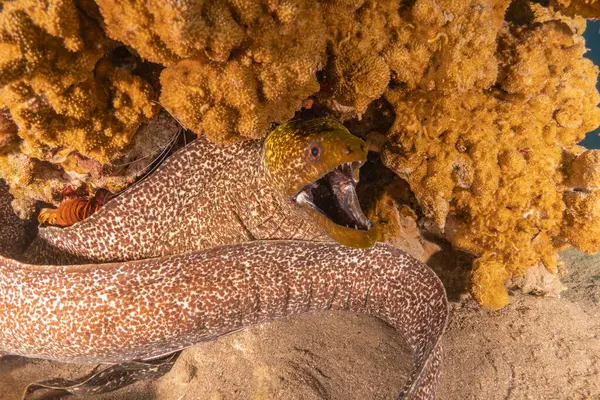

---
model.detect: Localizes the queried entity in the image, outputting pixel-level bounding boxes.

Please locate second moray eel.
[2,119,448,399]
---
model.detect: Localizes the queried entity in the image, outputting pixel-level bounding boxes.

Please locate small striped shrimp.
[38,190,110,227]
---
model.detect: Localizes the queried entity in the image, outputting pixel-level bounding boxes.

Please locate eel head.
[264,118,376,248]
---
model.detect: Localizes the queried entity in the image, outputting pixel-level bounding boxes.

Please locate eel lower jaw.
[293,161,373,232]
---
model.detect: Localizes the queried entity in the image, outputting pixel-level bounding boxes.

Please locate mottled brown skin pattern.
[0,242,446,399]
[24,119,375,265]
[24,137,319,264]
[2,119,448,398]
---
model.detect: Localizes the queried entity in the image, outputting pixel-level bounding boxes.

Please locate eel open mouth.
[293,162,372,231]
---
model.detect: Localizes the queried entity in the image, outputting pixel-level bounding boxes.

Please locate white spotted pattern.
[23,137,330,264]
[0,137,448,399]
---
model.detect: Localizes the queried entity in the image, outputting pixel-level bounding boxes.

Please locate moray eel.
[0,119,448,399]
[23,119,377,264]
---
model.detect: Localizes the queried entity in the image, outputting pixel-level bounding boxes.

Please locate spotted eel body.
[23,136,331,265]
[1,241,446,398]
[0,120,448,399]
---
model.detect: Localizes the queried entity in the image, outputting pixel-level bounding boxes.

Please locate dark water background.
[582,20,600,149]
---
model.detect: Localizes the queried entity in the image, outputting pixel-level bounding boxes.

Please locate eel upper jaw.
[293,161,372,231]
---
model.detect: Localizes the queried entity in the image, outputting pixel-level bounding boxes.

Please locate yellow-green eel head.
[263,118,377,248]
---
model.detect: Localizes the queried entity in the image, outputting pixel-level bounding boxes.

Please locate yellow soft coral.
[562,150,600,252]
[469,255,511,310]
[3,62,157,164]
[365,178,427,261]
[561,191,600,252]
[0,150,63,218]
[382,14,600,309]
[567,150,600,190]
[95,0,246,65]
[319,0,404,114]
[0,108,18,149]
[0,1,158,163]
[103,0,430,139]
[156,1,326,142]
[0,0,160,217]
[548,0,600,18]
[325,41,390,115]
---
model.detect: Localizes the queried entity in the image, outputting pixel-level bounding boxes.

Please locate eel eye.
[308,142,322,161]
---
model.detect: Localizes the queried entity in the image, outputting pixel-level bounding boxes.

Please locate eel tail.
[0,241,447,399]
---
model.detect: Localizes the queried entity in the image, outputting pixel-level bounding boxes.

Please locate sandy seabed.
[439,250,600,399]
[0,249,598,400]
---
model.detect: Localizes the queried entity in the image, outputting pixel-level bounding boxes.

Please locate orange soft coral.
[381,9,600,309]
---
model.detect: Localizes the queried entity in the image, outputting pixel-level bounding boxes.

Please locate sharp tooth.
[349,161,360,183]
[295,191,311,205]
